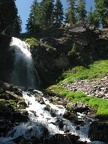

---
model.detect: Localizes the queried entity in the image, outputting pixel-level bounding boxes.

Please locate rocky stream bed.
[0,81,108,144]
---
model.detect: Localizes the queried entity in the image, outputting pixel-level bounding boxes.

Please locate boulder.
[88,121,108,142]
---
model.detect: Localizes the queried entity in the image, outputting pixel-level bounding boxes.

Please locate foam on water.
[9,37,37,88]
[0,91,106,144]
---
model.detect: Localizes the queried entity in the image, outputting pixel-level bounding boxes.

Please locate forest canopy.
[26,0,108,35]
[0,0,108,36]
[0,0,22,36]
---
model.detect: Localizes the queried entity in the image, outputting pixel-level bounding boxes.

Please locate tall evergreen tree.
[26,0,54,34]
[0,0,21,36]
[87,6,99,28]
[26,0,42,34]
[54,0,63,26]
[66,0,76,24]
[12,15,22,37]
[77,0,87,24]
[94,0,108,28]
[40,0,54,29]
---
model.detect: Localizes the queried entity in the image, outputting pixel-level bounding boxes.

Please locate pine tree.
[66,0,76,24]
[12,15,22,37]
[77,0,87,24]
[94,0,108,28]
[26,0,42,34]
[54,0,63,26]
[0,0,21,36]
[40,0,54,29]
[87,7,99,28]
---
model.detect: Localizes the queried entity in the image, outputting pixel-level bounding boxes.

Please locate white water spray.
[9,37,37,88]
[0,91,105,144]
[0,38,105,144]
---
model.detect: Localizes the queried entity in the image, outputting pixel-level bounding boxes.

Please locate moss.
[25,37,39,49]
[0,99,5,106]
[7,99,17,110]
[66,104,74,111]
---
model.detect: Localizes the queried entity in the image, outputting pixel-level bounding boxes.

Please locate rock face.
[88,121,108,142]
[0,34,13,83]
[0,81,28,137]
[62,75,108,99]
[31,26,108,74]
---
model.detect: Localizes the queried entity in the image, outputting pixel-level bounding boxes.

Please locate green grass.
[46,60,108,120]
[46,85,108,120]
[59,60,108,83]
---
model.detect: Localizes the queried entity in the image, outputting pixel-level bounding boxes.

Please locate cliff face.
[0,34,13,82]
[31,26,108,75]
[0,26,108,85]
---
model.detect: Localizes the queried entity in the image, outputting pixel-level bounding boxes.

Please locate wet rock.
[44,104,51,111]
[88,121,108,142]
[74,102,89,113]
[12,110,28,122]
[17,101,27,108]
[50,109,56,117]
[35,95,45,104]
[66,102,74,111]
[63,111,76,121]
[0,81,22,97]
[33,89,43,96]
[49,133,86,144]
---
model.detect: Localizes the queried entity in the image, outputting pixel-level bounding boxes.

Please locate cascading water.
[9,37,38,88]
[0,90,105,144]
[0,37,105,144]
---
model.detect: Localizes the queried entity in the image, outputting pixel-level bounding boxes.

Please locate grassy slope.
[46,60,108,120]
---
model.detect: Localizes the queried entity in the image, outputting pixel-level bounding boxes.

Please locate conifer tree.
[66,0,76,24]
[94,0,108,28]
[12,15,22,37]
[77,0,87,24]
[40,0,54,29]
[0,0,21,36]
[26,0,42,34]
[54,0,63,26]
[87,6,99,28]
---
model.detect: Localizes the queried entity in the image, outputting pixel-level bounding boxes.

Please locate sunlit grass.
[46,85,108,119]
[59,60,108,84]
[46,60,108,120]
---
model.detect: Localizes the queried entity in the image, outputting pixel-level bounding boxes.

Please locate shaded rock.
[74,102,89,113]
[12,111,28,122]
[88,121,108,142]
[63,111,76,121]
[49,133,86,144]
[44,104,51,111]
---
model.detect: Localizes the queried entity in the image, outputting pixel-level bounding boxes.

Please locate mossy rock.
[25,37,39,49]
[44,104,51,111]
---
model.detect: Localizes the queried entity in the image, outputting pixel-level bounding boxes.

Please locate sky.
[15,0,95,33]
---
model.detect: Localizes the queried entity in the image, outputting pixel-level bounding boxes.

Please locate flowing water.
[0,38,106,144]
[0,91,106,144]
[9,37,38,88]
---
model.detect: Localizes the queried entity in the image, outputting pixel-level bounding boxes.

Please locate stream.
[0,91,106,144]
[0,37,106,144]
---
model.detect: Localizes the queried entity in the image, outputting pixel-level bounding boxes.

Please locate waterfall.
[9,37,38,88]
[0,38,104,144]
